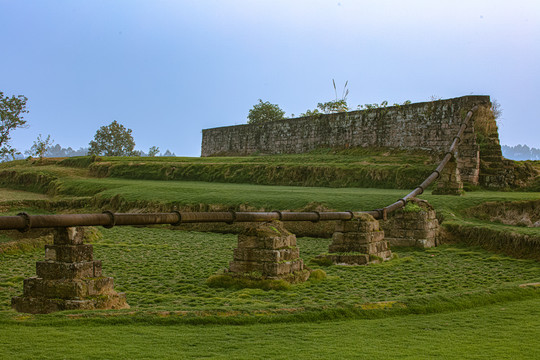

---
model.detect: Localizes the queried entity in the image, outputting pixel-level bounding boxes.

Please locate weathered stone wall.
[202,95,497,185]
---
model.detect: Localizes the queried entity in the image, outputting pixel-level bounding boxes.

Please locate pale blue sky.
[2,0,539,156]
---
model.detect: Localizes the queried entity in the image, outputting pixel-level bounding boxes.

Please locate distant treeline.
[11,145,176,159]
[502,144,540,161]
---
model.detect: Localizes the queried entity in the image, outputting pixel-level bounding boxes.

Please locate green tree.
[26,134,53,161]
[148,146,160,157]
[88,120,136,156]
[247,99,286,124]
[0,92,28,160]
[301,79,350,117]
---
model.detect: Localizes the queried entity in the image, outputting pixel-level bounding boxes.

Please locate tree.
[88,120,136,156]
[148,146,160,157]
[247,99,286,124]
[26,134,53,161]
[0,92,28,160]
[300,79,350,117]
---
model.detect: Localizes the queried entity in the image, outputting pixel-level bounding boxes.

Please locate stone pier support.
[433,156,464,195]
[226,221,310,283]
[381,199,440,248]
[316,213,392,265]
[12,227,129,314]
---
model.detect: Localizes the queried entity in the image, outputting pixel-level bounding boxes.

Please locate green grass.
[2,227,538,318]
[0,297,538,359]
[0,156,539,357]
[0,188,51,201]
[2,150,439,190]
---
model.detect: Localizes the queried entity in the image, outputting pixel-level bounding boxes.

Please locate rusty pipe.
[0,106,479,230]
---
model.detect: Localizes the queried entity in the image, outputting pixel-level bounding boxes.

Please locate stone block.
[263,260,303,276]
[233,248,300,263]
[53,227,85,245]
[416,239,437,248]
[228,260,263,274]
[23,277,115,299]
[329,242,379,254]
[12,292,129,314]
[36,260,102,280]
[237,234,296,249]
[386,237,417,247]
[335,219,379,233]
[45,245,94,263]
[332,231,385,245]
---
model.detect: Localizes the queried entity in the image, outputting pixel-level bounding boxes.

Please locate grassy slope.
[1,297,539,359]
[3,149,438,189]
[0,157,539,358]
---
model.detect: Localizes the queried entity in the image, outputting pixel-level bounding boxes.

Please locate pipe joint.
[227,210,236,225]
[172,210,182,226]
[102,211,116,229]
[17,212,31,232]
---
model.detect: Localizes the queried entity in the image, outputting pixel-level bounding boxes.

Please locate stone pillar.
[433,157,464,195]
[12,227,129,314]
[316,213,392,265]
[381,199,440,248]
[226,221,310,283]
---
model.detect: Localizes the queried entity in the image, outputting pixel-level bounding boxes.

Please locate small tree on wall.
[88,120,136,156]
[247,99,286,124]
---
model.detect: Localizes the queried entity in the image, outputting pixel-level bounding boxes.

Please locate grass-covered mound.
[2,148,439,190]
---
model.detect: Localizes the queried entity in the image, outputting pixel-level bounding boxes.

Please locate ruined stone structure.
[226,221,310,282]
[12,227,129,314]
[316,214,392,265]
[202,95,508,187]
[381,199,441,248]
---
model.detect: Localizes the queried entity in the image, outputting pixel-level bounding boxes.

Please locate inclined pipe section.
[0,106,478,232]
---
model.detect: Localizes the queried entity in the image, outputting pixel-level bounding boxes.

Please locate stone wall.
[202,95,499,186]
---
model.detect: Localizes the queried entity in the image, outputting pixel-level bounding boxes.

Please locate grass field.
[1,297,539,359]
[0,227,537,315]
[0,156,539,358]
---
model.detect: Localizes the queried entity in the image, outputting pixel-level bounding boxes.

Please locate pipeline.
[0,106,478,231]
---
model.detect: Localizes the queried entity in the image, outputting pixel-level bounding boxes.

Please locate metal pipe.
[0,106,479,230]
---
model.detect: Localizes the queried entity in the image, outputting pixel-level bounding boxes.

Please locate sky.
[1,0,539,157]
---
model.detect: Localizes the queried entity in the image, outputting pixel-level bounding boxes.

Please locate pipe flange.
[274,211,283,221]
[433,169,441,179]
[102,211,116,229]
[311,211,321,223]
[398,198,407,207]
[172,210,182,226]
[416,186,424,195]
[227,210,236,225]
[452,136,461,145]
[346,210,355,220]
[17,212,31,233]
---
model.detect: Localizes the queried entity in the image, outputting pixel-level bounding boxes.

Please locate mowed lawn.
[1,297,539,359]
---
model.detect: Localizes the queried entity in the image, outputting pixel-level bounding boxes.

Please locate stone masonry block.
[237,234,296,249]
[263,260,303,276]
[331,231,385,246]
[53,227,85,245]
[233,247,299,263]
[335,219,379,233]
[228,261,263,274]
[23,277,114,299]
[329,242,373,254]
[45,245,94,263]
[36,260,102,280]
